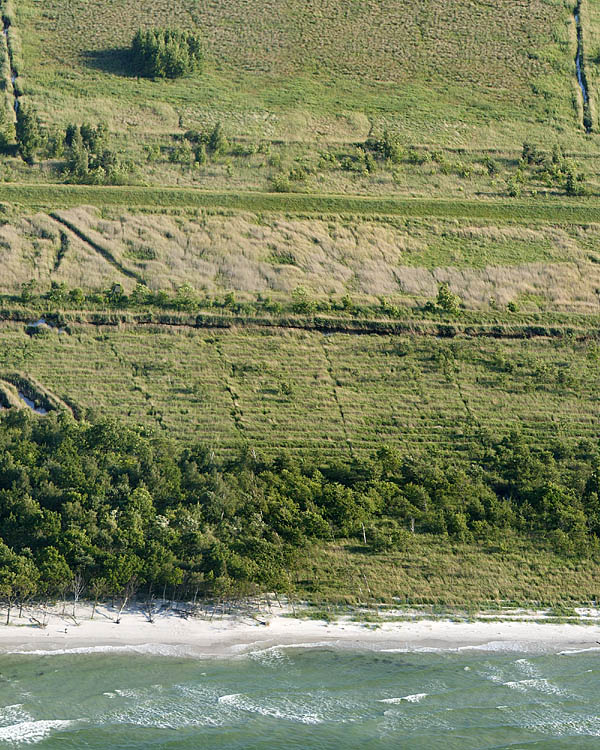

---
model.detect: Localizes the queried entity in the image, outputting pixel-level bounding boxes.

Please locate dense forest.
[0,409,599,611]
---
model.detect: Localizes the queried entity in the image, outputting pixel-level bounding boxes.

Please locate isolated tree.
[89,577,109,620]
[563,161,585,196]
[208,122,228,155]
[66,127,89,178]
[71,572,85,619]
[16,104,43,164]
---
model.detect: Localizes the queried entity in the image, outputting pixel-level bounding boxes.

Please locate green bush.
[436,282,461,313]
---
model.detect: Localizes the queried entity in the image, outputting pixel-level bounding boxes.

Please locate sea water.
[0,642,599,748]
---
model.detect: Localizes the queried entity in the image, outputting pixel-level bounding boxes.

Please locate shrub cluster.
[517,141,586,197]
[131,28,203,79]
[62,122,127,185]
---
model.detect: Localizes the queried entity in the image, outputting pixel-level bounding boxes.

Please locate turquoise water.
[0,643,599,748]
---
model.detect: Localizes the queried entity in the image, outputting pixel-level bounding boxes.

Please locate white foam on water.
[218,693,241,704]
[502,678,567,697]
[378,693,428,704]
[246,646,289,667]
[0,720,75,745]
[500,704,600,737]
[382,641,548,654]
[108,682,227,729]
[0,706,33,727]
[458,641,548,653]
[514,658,538,678]
[215,693,321,724]
[242,641,335,658]
[559,646,600,656]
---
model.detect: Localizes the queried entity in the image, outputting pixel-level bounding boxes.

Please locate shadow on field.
[83,48,134,77]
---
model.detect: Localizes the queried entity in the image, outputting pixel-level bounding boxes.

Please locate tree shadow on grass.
[83,48,137,77]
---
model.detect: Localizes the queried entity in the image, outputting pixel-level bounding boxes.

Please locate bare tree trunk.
[143,596,158,623]
[115,578,137,624]
[71,573,85,621]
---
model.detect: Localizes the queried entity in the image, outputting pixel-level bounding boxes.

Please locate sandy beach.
[0,602,599,656]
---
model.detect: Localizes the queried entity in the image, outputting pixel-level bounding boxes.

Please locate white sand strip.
[0,603,598,656]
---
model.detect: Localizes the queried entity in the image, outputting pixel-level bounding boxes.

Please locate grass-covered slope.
[3,203,600,313]
[1,0,600,607]
[20,0,582,147]
[1,321,599,459]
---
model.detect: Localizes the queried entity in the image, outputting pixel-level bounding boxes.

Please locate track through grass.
[5,184,600,224]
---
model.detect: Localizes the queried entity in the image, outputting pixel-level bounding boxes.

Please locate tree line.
[0,409,599,617]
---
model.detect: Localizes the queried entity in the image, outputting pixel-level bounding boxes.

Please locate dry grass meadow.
[3,205,600,313]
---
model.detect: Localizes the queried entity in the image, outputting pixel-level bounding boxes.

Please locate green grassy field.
[299,537,600,606]
[1,321,598,459]
[19,0,582,147]
[4,0,598,202]
[0,0,597,461]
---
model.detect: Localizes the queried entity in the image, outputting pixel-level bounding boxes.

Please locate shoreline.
[1,603,600,657]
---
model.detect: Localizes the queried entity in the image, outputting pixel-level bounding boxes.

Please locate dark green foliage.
[0,411,598,602]
[181,124,227,161]
[63,122,126,184]
[131,28,203,79]
[0,104,14,152]
[482,156,499,177]
[15,105,43,164]
[521,141,544,165]
[564,161,586,196]
[366,131,404,163]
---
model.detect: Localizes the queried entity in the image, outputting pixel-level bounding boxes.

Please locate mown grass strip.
[3,184,600,224]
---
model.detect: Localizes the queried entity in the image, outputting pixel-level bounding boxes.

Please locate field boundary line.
[1,309,599,341]
[320,340,354,458]
[49,213,144,283]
